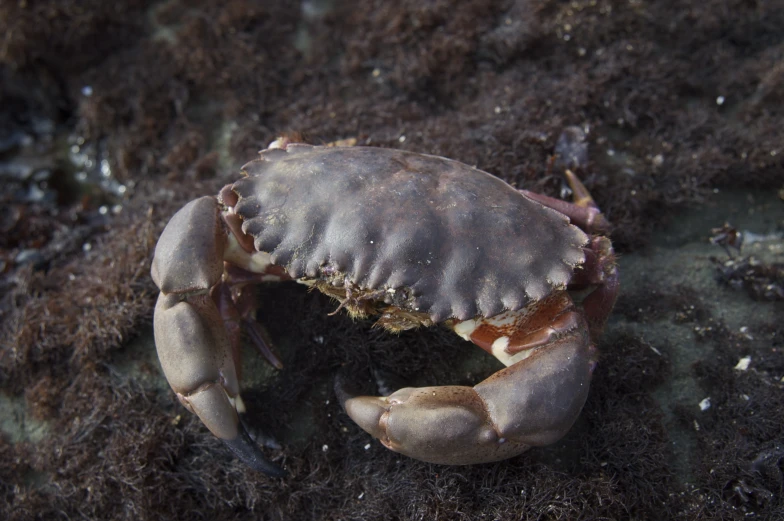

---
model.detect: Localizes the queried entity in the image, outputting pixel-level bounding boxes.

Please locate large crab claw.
[336,293,597,465]
[151,197,285,477]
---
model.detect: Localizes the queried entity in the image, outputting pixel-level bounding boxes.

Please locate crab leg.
[520,169,610,235]
[521,171,619,338]
[336,292,596,465]
[151,196,285,477]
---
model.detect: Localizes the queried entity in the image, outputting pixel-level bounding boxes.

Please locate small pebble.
[734,357,751,371]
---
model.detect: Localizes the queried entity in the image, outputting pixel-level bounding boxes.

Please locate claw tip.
[224,426,286,478]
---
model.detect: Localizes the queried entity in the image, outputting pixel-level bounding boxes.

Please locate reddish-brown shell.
[232,145,588,322]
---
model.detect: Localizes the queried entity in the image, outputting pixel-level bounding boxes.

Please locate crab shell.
[232,144,588,323]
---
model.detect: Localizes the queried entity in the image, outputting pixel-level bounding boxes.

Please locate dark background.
[1,1,783,519]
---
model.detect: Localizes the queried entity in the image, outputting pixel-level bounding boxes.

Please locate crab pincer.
[152,197,285,476]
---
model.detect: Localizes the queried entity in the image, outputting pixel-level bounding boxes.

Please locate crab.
[151,140,619,477]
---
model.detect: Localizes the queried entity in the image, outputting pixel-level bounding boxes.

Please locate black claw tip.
[333,372,358,412]
[224,425,286,478]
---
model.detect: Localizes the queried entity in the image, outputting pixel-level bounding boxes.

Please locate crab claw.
[336,332,595,465]
[152,197,284,477]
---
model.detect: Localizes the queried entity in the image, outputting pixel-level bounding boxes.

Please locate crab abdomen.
[232,145,587,322]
